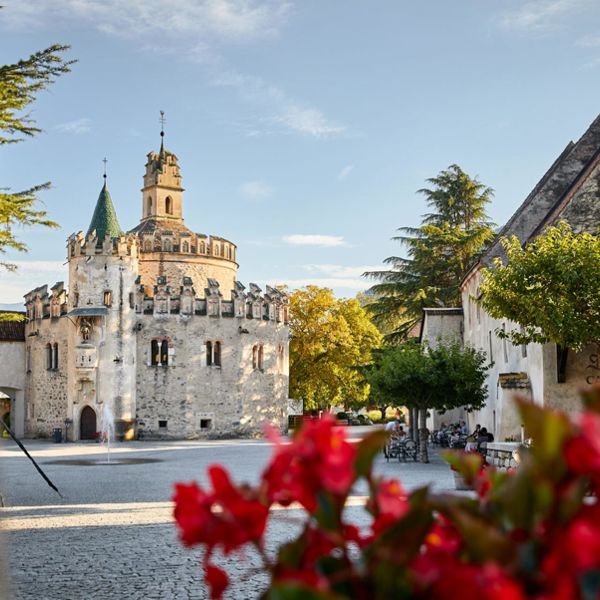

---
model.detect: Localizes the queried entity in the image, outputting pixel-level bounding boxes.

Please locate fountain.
[101,402,115,464]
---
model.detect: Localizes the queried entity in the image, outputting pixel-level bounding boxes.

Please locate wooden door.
[80,406,97,440]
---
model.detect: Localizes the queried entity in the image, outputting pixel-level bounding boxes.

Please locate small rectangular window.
[158,420,167,429]
[200,419,212,430]
[103,291,112,307]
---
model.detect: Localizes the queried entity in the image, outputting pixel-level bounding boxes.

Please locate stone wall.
[486,442,520,470]
[135,314,288,438]
[138,253,237,300]
[24,316,69,437]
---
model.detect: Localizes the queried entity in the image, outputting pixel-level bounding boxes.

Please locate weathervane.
[102,157,107,181]
[159,110,165,152]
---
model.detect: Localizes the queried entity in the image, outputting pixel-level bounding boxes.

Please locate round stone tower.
[129,136,238,298]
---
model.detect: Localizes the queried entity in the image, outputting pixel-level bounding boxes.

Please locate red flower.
[262,415,357,512]
[204,564,229,600]
[542,504,600,583]
[564,413,600,480]
[416,560,525,600]
[173,465,269,553]
[369,479,410,536]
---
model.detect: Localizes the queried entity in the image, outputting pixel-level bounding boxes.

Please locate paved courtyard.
[0,427,455,599]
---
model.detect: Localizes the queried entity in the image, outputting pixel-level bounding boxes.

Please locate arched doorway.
[80,406,97,440]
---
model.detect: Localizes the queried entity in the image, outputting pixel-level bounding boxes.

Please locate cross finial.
[102,157,107,181]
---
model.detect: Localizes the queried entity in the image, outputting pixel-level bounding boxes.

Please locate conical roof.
[87,182,123,242]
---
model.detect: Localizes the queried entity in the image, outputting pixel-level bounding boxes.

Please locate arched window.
[103,290,112,307]
[46,344,53,370]
[225,246,230,259]
[53,343,59,370]
[221,245,226,257]
[150,339,170,366]
[144,239,152,252]
[213,244,219,256]
[214,341,221,367]
[151,340,160,366]
[146,196,153,216]
[252,345,258,370]
[163,239,172,252]
[182,241,189,253]
[206,341,213,366]
[258,345,263,371]
[165,196,173,215]
[199,241,205,254]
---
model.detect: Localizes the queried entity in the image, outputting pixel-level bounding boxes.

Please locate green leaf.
[516,398,572,471]
[264,583,343,600]
[354,430,389,478]
[442,450,483,482]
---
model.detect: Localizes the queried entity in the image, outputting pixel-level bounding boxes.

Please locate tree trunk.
[418,408,429,463]
[379,406,387,422]
[412,407,418,441]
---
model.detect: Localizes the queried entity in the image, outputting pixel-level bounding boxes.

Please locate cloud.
[302,264,384,278]
[272,106,345,138]
[1,0,292,42]
[282,235,345,247]
[1,1,344,141]
[0,261,67,304]
[54,118,92,135]
[577,33,600,47]
[337,164,353,180]
[239,180,273,200]
[499,0,591,32]
[268,277,368,291]
[212,69,346,138]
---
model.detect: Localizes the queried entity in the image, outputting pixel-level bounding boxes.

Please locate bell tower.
[141,111,184,222]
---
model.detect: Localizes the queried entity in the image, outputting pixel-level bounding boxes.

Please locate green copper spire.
[87,178,123,243]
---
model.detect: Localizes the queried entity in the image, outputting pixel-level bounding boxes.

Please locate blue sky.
[2,0,600,304]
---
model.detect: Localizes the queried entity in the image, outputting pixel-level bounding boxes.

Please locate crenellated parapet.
[24,281,68,321]
[67,230,139,259]
[135,276,289,323]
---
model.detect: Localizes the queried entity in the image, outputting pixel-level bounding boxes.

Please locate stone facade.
[0,314,26,437]
[18,139,289,440]
[428,113,600,441]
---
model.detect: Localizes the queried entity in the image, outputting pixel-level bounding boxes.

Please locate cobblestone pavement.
[0,428,455,599]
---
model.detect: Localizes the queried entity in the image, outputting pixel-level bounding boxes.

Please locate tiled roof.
[0,313,25,341]
[87,182,123,242]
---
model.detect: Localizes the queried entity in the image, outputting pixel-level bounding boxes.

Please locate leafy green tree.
[480,222,600,355]
[1,42,73,320]
[289,286,382,412]
[366,165,495,340]
[368,340,490,462]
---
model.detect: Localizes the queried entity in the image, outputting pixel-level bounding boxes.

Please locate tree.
[1,42,74,319]
[365,165,495,341]
[289,286,382,412]
[367,340,490,462]
[479,222,600,378]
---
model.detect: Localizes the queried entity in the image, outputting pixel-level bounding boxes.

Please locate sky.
[2,0,600,306]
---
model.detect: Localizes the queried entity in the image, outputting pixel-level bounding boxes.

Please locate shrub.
[174,386,600,599]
